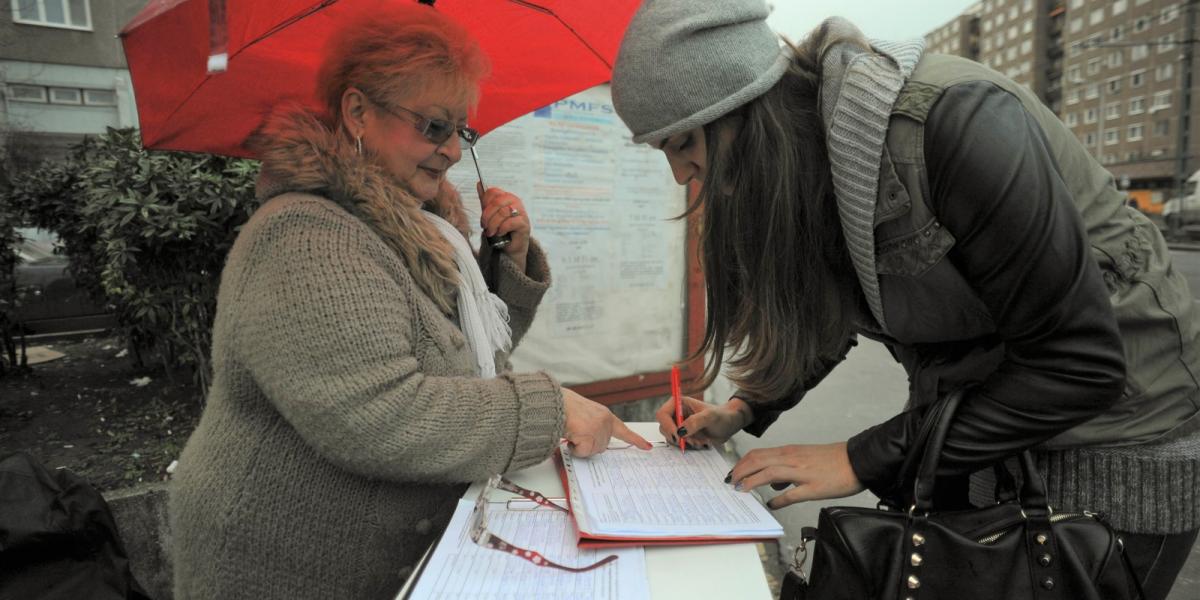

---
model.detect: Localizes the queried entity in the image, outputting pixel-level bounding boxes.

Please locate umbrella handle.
[470,147,512,250]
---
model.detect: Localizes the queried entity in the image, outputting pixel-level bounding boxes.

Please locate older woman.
[169,5,647,598]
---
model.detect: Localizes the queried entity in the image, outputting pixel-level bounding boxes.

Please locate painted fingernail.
[723,470,732,484]
[734,482,744,492]
[676,427,688,437]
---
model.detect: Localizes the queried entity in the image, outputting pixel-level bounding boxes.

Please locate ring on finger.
[509,207,520,217]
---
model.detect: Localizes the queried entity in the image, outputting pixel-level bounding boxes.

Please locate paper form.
[562,445,785,539]
[404,499,650,600]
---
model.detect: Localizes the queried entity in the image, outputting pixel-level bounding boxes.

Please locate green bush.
[6,128,260,396]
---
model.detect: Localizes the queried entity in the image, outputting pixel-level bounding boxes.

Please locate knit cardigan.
[169,109,564,599]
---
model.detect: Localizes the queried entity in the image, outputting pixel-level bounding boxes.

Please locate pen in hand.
[671,365,686,454]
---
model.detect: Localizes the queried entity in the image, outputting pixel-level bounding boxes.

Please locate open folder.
[557,442,785,549]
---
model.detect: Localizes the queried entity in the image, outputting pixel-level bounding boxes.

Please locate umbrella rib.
[153,0,339,144]
[505,0,612,69]
[241,0,339,53]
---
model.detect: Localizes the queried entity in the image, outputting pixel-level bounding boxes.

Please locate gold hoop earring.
[355,135,363,155]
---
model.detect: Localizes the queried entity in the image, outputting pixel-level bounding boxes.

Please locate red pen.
[671,365,686,454]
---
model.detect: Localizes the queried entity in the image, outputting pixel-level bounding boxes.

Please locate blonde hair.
[310,4,490,314]
[317,3,490,126]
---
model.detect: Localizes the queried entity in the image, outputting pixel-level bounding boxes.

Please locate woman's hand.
[478,183,531,272]
[563,387,652,457]
[656,396,753,448]
[729,442,865,509]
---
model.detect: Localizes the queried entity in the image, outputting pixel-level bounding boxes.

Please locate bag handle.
[910,389,1050,514]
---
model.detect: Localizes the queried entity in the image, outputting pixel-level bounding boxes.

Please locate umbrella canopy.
[120,0,640,158]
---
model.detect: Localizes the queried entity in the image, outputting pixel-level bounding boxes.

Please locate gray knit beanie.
[611,0,791,144]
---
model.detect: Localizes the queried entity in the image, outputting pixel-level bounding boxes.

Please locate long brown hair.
[690,38,862,402]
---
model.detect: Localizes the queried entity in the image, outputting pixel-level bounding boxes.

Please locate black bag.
[0,452,151,600]
[781,390,1145,600]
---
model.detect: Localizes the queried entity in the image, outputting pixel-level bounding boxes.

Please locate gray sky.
[766,1,975,42]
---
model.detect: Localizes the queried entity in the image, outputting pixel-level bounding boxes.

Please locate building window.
[984,19,993,33]
[1088,58,1102,75]
[1134,17,1150,33]
[1153,91,1172,109]
[1007,46,1018,61]
[1129,124,1144,141]
[1090,8,1105,25]
[1070,18,1083,33]
[1070,42,1083,57]
[1108,50,1123,68]
[952,20,960,34]
[83,89,116,106]
[1107,78,1122,94]
[10,0,92,30]
[1023,20,1033,34]
[48,87,82,105]
[1155,120,1170,136]
[1159,34,1176,53]
[1023,0,1033,12]
[1085,107,1098,123]
[983,38,992,52]
[1107,102,1121,120]
[1008,25,1018,40]
[1157,63,1174,81]
[1113,0,1127,15]
[1131,70,1145,87]
[1009,6,1018,20]
[1111,25,1124,41]
[6,84,48,103]
[1132,44,1149,61]
[1105,128,1120,145]
[1021,39,1033,55]
[1068,65,1082,82]
[1068,89,1080,104]
[1084,132,1096,147]
[1086,84,1100,100]
[1066,112,1078,126]
[1130,96,1146,114]
[1161,6,1179,24]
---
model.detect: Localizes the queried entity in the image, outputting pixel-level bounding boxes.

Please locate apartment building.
[928,0,1200,196]
[925,8,981,59]
[2,0,144,167]
[977,0,1055,104]
[1060,0,1200,190]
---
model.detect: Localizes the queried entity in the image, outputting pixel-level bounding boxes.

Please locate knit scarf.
[422,212,511,377]
[817,17,925,335]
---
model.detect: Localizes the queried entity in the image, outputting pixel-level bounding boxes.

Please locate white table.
[397,422,774,600]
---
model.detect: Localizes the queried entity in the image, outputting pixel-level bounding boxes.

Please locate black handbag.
[781,390,1145,600]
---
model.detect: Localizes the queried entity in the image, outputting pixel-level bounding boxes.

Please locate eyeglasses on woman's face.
[372,100,479,148]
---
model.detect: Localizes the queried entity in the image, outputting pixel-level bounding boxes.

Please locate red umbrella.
[119,0,641,158]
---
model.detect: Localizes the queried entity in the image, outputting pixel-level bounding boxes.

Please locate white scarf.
[422,211,512,377]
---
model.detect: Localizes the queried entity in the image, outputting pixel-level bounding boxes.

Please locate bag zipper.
[975,511,1097,545]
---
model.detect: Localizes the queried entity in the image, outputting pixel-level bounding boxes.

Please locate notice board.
[446,84,703,404]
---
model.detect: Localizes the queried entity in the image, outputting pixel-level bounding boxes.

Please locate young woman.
[611,2,1200,598]
[169,5,647,598]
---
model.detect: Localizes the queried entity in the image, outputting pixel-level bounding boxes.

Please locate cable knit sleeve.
[229,195,564,483]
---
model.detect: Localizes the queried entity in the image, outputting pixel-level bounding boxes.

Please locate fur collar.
[249,105,471,314]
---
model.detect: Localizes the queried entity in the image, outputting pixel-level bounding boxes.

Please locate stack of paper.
[558,443,786,547]
[403,498,650,600]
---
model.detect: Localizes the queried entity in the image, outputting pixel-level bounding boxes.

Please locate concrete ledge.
[104,482,172,600]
